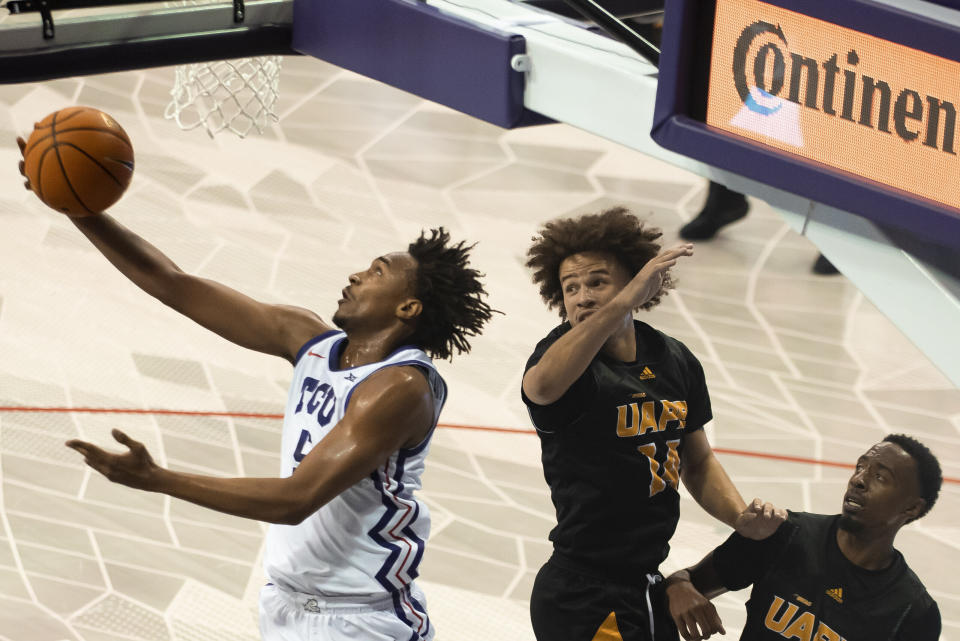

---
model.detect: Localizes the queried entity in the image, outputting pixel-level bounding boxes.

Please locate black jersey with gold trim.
[713,512,940,641]
[522,320,712,578]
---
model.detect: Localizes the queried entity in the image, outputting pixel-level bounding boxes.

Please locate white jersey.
[264,331,445,613]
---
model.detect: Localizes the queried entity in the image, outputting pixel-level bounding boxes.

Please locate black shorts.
[530,556,679,641]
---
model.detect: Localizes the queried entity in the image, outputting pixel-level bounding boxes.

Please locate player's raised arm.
[522,243,693,405]
[74,212,329,362]
[65,366,433,524]
[17,137,329,362]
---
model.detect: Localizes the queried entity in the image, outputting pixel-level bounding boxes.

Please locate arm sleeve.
[521,337,597,432]
[682,345,712,432]
[712,519,794,590]
[899,599,941,641]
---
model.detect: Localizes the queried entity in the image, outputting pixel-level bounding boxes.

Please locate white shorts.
[258,583,434,641]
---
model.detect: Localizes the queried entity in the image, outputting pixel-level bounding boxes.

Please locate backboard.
[0,0,294,84]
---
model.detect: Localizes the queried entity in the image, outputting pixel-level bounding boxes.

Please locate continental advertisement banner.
[707,0,960,212]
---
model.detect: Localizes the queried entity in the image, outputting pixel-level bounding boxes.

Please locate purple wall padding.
[292,0,550,129]
[652,0,960,248]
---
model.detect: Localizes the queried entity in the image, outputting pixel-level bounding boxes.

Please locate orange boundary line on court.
[0,406,956,483]
[712,447,855,469]
[0,406,537,434]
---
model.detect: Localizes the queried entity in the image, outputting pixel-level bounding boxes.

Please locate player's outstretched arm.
[65,366,432,524]
[523,244,693,405]
[680,433,786,537]
[17,137,328,362]
[680,430,747,528]
[664,553,728,641]
[73,213,328,361]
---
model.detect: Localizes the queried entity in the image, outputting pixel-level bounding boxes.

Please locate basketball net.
[165,57,282,138]
[163,2,281,138]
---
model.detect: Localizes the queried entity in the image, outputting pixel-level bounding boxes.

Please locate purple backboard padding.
[658,116,960,244]
[652,0,697,133]
[757,0,960,61]
[929,0,960,10]
[652,0,960,247]
[292,0,542,129]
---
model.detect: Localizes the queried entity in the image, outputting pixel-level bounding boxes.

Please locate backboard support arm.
[555,0,660,66]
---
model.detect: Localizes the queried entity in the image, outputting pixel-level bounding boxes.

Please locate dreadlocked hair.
[407,228,495,361]
[526,207,670,318]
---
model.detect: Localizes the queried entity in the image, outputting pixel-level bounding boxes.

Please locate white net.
[165,55,283,138]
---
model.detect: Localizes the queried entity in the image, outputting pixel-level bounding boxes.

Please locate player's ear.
[397,298,422,321]
[902,497,925,523]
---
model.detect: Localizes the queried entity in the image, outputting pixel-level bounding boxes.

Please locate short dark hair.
[407,228,495,361]
[525,207,670,318]
[883,433,942,521]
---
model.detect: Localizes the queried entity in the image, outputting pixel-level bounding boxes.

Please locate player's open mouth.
[843,494,864,512]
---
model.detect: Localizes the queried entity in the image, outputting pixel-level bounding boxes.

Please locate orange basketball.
[22,106,134,217]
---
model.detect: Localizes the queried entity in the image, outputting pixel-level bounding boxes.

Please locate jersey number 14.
[637,440,680,498]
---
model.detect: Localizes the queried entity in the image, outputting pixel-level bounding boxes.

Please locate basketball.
[22,106,134,217]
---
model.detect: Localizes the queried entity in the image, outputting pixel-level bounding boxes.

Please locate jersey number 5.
[637,439,680,497]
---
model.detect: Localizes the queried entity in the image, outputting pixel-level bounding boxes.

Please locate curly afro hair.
[526,207,671,318]
[407,228,495,361]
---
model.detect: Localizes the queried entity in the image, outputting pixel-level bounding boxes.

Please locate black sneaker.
[812,254,840,275]
[680,182,749,240]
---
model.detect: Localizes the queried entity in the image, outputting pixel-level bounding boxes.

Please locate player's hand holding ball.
[18,106,134,216]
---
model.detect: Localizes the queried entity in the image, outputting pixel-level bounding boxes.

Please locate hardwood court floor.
[0,56,956,641]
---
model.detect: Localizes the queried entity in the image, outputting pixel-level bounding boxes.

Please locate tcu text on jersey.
[290,377,337,471]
